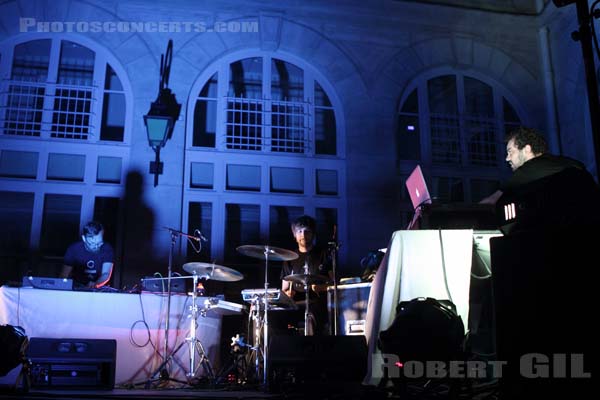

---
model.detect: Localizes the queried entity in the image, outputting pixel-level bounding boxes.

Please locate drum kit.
[235,245,334,386]
[145,228,330,388]
[237,244,305,386]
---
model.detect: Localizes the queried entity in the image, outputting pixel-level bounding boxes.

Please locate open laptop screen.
[405,165,432,210]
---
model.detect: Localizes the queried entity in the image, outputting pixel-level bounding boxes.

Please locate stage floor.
[0,380,499,400]
[0,388,282,400]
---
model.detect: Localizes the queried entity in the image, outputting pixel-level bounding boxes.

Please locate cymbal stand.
[143,273,214,386]
[303,279,312,336]
[328,239,341,335]
[300,262,312,336]
[185,272,215,381]
[160,226,204,364]
[261,246,271,387]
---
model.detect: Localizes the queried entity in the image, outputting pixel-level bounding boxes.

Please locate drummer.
[280,215,333,335]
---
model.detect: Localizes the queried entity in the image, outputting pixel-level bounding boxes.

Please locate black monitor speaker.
[26,337,116,389]
[268,335,367,391]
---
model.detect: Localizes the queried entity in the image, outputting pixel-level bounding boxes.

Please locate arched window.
[1,38,127,141]
[396,73,523,215]
[0,37,131,270]
[185,54,345,268]
[193,56,338,155]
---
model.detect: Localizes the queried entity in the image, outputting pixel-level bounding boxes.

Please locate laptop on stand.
[405,165,432,229]
[404,165,497,230]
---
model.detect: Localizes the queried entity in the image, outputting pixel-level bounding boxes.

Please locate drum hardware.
[283,273,328,336]
[236,245,298,262]
[183,273,214,380]
[201,297,245,316]
[145,273,215,386]
[239,288,296,384]
[182,262,244,282]
[236,245,298,387]
[214,334,251,386]
[141,227,242,388]
[328,226,341,335]
[241,288,296,310]
[182,263,243,382]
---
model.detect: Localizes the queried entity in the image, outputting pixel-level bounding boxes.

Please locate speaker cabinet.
[491,229,595,398]
[26,338,116,389]
[327,283,371,335]
[268,335,367,390]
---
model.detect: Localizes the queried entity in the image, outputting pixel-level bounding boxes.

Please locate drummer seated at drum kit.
[280,215,333,336]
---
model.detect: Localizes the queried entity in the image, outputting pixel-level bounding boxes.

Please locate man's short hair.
[291,215,316,232]
[506,127,547,155]
[82,221,104,236]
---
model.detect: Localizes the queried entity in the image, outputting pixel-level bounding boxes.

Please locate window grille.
[271,100,308,153]
[51,86,94,139]
[225,97,263,150]
[224,96,310,153]
[465,116,497,166]
[1,79,95,139]
[1,81,45,136]
[430,113,461,164]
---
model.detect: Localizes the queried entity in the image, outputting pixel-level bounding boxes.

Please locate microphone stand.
[142,228,180,387]
[328,239,341,335]
[164,230,177,363]
[145,227,203,386]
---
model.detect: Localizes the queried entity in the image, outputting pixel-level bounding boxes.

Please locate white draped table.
[363,229,501,385]
[0,286,238,386]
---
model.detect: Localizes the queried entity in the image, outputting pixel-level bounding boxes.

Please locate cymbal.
[182,262,243,282]
[236,245,298,262]
[283,273,329,286]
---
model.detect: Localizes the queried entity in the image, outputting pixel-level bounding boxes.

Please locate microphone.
[163,227,207,246]
[195,230,208,242]
[328,224,340,249]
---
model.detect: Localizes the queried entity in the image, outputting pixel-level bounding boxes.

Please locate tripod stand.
[144,273,214,387]
[142,229,180,387]
[142,227,214,387]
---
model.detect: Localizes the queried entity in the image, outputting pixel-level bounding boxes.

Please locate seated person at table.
[281,215,333,336]
[60,221,114,289]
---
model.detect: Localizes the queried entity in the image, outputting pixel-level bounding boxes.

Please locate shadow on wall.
[119,170,156,289]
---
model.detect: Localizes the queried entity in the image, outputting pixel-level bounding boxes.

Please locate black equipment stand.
[328,226,341,335]
[139,227,213,388]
